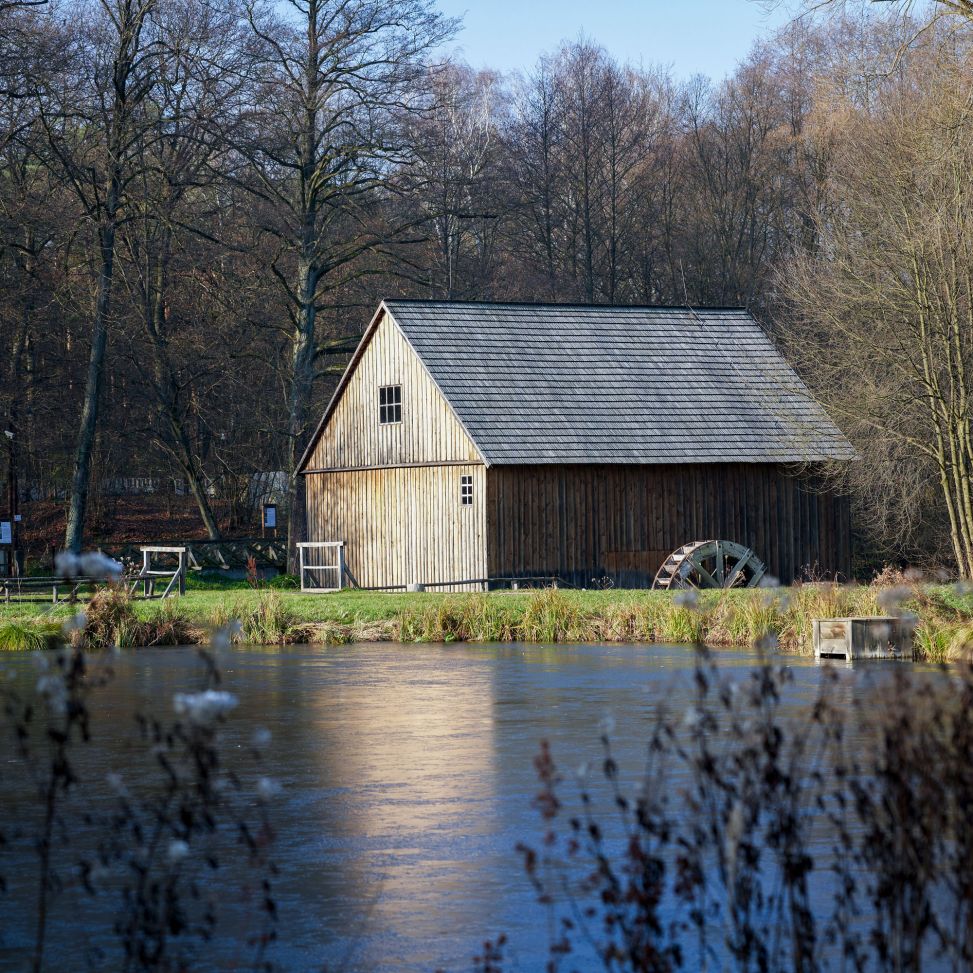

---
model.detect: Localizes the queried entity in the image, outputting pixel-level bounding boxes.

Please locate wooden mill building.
[298,301,855,590]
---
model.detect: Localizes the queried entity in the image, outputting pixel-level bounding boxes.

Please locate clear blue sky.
[436,0,792,79]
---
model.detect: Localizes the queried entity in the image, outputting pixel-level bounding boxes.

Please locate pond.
[0,643,943,972]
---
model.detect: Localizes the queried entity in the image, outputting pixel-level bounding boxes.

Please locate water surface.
[0,643,939,972]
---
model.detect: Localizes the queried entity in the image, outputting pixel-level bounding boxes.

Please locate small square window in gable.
[379,384,402,424]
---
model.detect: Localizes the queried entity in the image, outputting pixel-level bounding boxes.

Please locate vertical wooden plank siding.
[305,310,481,471]
[301,309,849,589]
[306,464,487,591]
[485,464,851,587]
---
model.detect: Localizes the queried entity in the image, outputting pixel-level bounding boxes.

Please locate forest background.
[2,0,972,577]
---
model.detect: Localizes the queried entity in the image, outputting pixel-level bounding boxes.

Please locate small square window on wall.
[379,384,401,424]
[460,474,473,505]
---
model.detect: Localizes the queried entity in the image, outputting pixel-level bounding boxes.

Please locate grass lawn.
[0,575,700,625]
[1,575,971,660]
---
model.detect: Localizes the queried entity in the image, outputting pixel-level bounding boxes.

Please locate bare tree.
[3,0,970,575]
[409,63,505,299]
[0,39,68,572]
[0,0,53,98]
[762,0,973,22]
[679,59,789,308]
[505,42,665,304]
[505,57,566,300]
[786,49,973,575]
[116,0,252,539]
[234,0,455,570]
[32,0,159,550]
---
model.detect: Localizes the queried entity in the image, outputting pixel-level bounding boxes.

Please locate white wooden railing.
[298,542,346,593]
[134,546,187,598]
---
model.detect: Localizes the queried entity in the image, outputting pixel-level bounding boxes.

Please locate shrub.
[517,650,973,971]
[0,627,277,972]
[79,585,138,649]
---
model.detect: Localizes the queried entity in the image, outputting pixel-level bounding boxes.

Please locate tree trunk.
[285,259,317,575]
[58,0,155,552]
[6,241,33,574]
[284,5,321,577]
[64,223,114,552]
[173,430,221,540]
[945,429,973,578]
[161,407,221,541]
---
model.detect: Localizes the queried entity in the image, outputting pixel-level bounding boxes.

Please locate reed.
[0,618,61,651]
[519,587,593,642]
[312,621,357,645]
[777,583,882,653]
[396,582,970,658]
[4,579,970,656]
[129,599,198,648]
[515,648,973,972]
[79,585,138,649]
[707,590,776,644]
[398,588,582,643]
[234,591,309,645]
[914,621,973,663]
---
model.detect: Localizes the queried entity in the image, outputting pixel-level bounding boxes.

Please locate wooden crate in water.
[813,617,913,660]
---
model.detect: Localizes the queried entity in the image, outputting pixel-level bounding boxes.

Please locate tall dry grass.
[3,579,970,657]
[396,585,882,653]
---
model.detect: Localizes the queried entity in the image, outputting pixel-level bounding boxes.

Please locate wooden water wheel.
[652,540,766,590]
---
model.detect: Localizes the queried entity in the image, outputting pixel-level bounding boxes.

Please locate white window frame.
[460,474,473,506]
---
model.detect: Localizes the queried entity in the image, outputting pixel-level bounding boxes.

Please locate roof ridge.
[384,298,749,312]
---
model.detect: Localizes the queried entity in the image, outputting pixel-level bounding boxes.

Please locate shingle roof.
[383,300,853,465]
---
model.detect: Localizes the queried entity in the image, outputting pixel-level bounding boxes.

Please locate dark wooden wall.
[485,463,851,587]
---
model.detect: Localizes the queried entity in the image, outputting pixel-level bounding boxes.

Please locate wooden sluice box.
[813,617,914,660]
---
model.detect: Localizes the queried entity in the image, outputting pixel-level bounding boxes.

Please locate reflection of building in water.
[280,647,502,970]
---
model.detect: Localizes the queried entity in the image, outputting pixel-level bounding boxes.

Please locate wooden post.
[178,549,186,595]
[299,543,306,592]
[337,543,346,591]
[142,548,150,598]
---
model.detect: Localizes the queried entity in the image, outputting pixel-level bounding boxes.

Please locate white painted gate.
[298,542,346,593]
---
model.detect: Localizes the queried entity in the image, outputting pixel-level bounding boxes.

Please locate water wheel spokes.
[652,540,766,590]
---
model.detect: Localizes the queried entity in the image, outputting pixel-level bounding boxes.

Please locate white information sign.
[263,504,277,529]
[0,522,10,545]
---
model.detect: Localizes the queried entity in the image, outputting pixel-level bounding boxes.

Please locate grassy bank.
[2,576,972,660]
